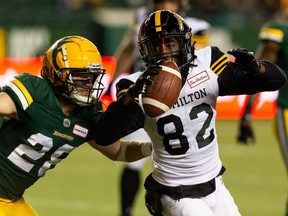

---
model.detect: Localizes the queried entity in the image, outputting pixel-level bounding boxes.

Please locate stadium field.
[25,119,287,216]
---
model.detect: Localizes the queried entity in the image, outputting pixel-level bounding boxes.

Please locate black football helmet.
[137,10,194,70]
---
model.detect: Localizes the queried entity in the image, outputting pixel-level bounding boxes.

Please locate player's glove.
[227,48,260,74]
[145,190,163,216]
[237,115,255,144]
[127,64,161,98]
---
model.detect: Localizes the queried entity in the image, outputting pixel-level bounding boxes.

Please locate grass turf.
[25,119,287,215]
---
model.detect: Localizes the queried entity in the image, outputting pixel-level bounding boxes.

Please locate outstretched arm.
[89,139,152,162]
[219,47,286,95]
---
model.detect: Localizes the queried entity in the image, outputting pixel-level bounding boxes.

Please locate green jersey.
[0,73,103,200]
[259,20,288,107]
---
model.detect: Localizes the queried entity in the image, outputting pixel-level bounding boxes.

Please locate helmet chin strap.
[179,50,197,87]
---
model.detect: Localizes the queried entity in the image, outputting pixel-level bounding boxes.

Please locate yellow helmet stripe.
[155,11,162,32]
[8,79,33,110]
[61,45,69,68]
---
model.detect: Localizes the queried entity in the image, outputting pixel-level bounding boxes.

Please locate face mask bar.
[62,67,106,105]
[139,34,185,66]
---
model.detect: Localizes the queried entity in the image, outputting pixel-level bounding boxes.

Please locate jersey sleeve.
[210,46,230,76]
[214,46,287,96]
[2,73,55,120]
[2,73,38,111]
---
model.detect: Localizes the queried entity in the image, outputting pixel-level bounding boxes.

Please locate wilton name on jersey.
[172,88,207,108]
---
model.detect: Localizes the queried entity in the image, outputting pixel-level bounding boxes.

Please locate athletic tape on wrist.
[141,142,152,157]
[117,140,129,162]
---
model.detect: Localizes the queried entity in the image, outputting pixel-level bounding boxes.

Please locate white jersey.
[123,47,222,187]
[143,47,221,186]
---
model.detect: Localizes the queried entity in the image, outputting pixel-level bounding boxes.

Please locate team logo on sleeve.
[187,71,209,88]
[73,124,88,138]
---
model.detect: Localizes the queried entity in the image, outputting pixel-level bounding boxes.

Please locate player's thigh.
[213,176,241,216]
[17,197,38,216]
[161,194,214,216]
[0,197,37,216]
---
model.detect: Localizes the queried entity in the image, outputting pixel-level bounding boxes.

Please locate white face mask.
[66,68,105,106]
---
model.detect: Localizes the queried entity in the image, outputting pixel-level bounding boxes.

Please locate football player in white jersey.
[113,10,286,216]
[113,1,211,216]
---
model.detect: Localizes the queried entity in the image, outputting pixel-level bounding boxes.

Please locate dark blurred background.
[0,0,280,57]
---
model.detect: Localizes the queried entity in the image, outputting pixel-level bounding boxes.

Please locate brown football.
[142,60,182,117]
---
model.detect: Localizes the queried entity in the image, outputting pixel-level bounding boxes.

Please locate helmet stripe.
[9,79,33,110]
[61,45,69,68]
[155,11,162,32]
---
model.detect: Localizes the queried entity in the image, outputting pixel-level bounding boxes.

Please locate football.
[142,60,182,117]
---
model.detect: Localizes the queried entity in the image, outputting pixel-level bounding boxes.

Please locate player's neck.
[59,96,77,116]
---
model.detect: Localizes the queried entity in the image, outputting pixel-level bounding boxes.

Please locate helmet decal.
[52,37,74,71]
[178,18,184,31]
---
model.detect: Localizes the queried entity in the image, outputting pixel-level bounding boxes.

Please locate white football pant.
[161,176,241,216]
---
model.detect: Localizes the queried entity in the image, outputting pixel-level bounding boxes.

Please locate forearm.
[90,139,152,162]
[255,60,287,91]
[94,99,144,145]
[219,60,287,96]
[239,61,284,126]
[117,140,152,162]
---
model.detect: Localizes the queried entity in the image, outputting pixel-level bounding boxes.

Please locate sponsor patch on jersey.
[73,124,88,138]
[187,71,209,88]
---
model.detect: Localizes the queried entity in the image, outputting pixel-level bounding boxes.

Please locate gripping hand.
[227,48,260,73]
[127,64,161,98]
[237,116,255,144]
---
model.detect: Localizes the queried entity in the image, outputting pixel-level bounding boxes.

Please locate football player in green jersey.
[0,36,152,216]
[237,0,288,214]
